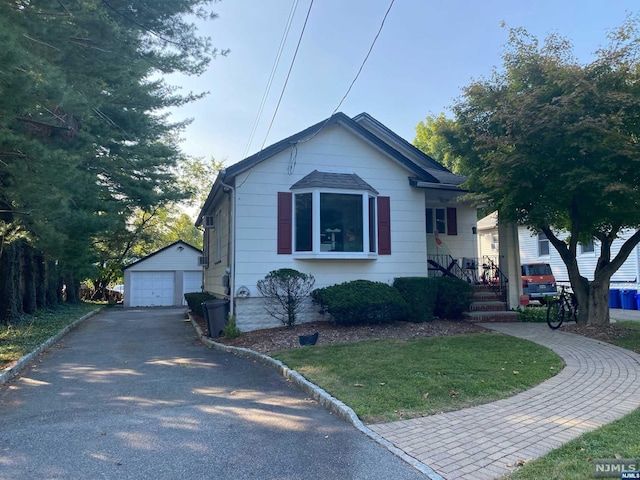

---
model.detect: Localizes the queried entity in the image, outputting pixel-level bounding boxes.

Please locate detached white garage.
[123,240,203,307]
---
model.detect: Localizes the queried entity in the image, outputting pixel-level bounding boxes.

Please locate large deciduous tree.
[445,19,640,325]
[414,113,463,173]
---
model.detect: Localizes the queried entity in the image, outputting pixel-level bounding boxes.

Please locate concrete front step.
[463,310,520,323]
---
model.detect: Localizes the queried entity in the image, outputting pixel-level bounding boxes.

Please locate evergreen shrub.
[392,277,438,322]
[312,280,408,326]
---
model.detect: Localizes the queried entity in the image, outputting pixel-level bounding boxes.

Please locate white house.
[197,112,478,331]
[122,240,203,307]
[477,212,640,291]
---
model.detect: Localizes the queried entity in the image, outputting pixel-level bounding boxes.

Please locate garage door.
[182,271,202,305]
[130,272,175,307]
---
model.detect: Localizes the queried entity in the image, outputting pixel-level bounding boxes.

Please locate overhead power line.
[259,0,315,151]
[242,0,300,159]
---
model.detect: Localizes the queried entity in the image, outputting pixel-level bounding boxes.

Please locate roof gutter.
[410,179,468,192]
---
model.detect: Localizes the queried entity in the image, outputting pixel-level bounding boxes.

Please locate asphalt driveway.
[0,307,426,480]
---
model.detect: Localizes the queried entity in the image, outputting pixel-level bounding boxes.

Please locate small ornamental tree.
[256,269,316,327]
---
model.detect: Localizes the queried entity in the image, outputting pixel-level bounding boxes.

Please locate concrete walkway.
[369,323,640,480]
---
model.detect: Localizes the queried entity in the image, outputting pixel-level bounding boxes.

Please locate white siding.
[125,244,201,272]
[123,242,203,307]
[231,124,429,330]
[518,227,640,289]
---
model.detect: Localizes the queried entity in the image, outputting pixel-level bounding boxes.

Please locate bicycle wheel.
[547,299,565,329]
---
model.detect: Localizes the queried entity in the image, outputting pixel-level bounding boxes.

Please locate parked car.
[521,263,557,303]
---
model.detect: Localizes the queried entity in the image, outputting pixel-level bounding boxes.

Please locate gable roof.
[197,112,466,226]
[122,240,202,271]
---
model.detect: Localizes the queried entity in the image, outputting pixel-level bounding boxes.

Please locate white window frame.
[579,240,595,255]
[292,189,377,259]
[538,233,550,257]
[426,207,447,235]
[490,232,499,251]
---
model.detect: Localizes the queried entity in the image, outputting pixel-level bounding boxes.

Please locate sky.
[167,0,639,169]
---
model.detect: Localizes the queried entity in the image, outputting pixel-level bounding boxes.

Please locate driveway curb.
[0,308,102,387]
[188,314,444,480]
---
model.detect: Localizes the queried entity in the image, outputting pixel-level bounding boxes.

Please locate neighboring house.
[122,240,203,307]
[197,112,478,331]
[477,213,640,290]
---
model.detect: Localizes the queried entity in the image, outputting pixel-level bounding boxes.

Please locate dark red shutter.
[377,196,391,255]
[277,192,292,254]
[446,207,457,236]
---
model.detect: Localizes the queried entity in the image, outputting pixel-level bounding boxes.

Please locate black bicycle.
[546,285,578,329]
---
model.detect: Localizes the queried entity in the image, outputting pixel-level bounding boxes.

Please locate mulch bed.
[192,314,488,353]
[192,313,639,354]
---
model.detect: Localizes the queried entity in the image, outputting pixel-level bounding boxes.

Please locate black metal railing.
[427,254,509,301]
[480,256,508,302]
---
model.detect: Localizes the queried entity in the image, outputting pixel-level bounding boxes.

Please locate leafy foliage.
[392,277,438,323]
[431,277,474,320]
[0,0,225,321]
[442,17,640,324]
[312,280,409,326]
[413,113,463,173]
[184,292,217,317]
[256,269,316,327]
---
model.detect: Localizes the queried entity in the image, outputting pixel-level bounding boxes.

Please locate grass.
[273,333,564,423]
[501,407,640,479]
[610,320,640,352]
[0,302,100,368]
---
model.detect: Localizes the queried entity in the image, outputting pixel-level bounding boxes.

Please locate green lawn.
[273,333,564,423]
[501,321,640,479]
[610,320,640,352]
[0,302,100,368]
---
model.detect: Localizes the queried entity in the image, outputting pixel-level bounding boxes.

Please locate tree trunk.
[0,242,21,324]
[22,245,38,315]
[64,271,79,303]
[585,281,610,325]
[35,253,47,309]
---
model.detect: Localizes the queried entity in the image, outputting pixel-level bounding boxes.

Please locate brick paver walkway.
[368,323,640,480]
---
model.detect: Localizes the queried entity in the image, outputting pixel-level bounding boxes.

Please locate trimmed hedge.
[431,277,474,320]
[392,277,438,322]
[312,280,409,326]
[184,292,218,317]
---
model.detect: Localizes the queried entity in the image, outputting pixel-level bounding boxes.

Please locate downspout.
[220,176,235,317]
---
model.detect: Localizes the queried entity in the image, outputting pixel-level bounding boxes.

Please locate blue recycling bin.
[620,289,637,310]
[637,294,640,310]
[609,289,621,308]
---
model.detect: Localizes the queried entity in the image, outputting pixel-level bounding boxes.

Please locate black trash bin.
[201,299,229,338]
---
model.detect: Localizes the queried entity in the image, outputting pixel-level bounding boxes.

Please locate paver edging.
[188,314,444,480]
[0,308,102,386]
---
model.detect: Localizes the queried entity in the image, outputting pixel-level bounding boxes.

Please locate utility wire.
[242,0,299,159]
[294,0,396,146]
[331,0,395,115]
[259,0,314,151]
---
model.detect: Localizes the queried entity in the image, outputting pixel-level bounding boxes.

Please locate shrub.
[222,313,242,338]
[392,277,438,323]
[312,280,408,326]
[432,277,474,320]
[518,306,547,323]
[184,292,217,317]
[256,268,316,327]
